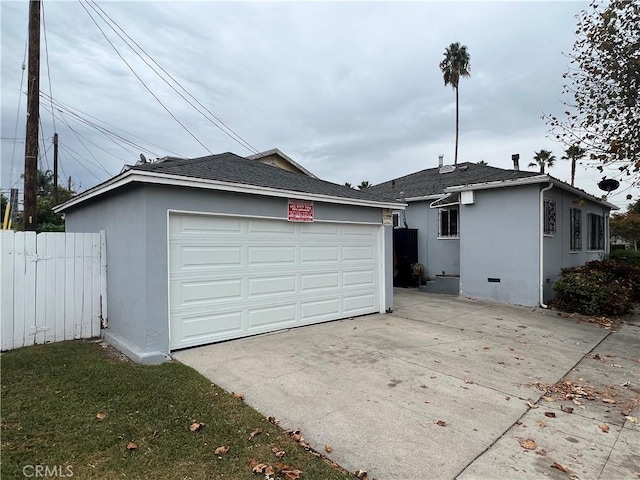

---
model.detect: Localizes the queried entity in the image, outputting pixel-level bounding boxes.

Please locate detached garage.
[56,153,401,363]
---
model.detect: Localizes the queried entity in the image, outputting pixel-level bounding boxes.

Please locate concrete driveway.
[174,289,638,479]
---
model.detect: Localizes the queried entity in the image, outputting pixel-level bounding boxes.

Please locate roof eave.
[444,174,618,210]
[54,170,405,213]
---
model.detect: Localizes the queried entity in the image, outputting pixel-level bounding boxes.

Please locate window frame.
[587,213,605,251]
[570,207,582,252]
[438,207,459,239]
[543,198,556,236]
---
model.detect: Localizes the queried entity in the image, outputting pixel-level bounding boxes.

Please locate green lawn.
[1,341,355,479]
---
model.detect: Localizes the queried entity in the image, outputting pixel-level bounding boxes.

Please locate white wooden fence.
[0,231,107,351]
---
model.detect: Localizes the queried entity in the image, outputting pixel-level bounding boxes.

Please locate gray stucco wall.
[403,201,460,277]
[459,184,540,306]
[542,188,610,301]
[65,183,393,363]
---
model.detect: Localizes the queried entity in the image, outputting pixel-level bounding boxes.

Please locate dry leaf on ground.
[190,421,204,432]
[436,420,447,427]
[325,444,334,453]
[519,438,537,450]
[214,446,229,456]
[600,423,610,433]
[355,469,368,479]
[96,412,107,420]
[542,396,555,402]
[233,392,245,400]
[126,442,137,451]
[267,415,279,424]
[537,420,547,428]
[249,427,262,440]
[527,401,538,409]
[602,398,617,404]
[544,412,556,418]
[561,405,574,414]
[552,462,569,472]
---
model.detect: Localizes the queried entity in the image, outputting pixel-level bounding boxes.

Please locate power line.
[79,1,214,155]
[59,144,105,182]
[87,0,260,155]
[7,37,28,191]
[38,116,50,171]
[41,1,57,133]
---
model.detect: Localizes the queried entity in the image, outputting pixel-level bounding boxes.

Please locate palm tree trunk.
[454,86,459,165]
[571,159,576,186]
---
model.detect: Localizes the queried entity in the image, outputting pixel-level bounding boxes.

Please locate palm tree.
[439,42,471,165]
[477,160,488,166]
[358,181,371,190]
[344,182,353,188]
[562,145,586,186]
[528,149,556,174]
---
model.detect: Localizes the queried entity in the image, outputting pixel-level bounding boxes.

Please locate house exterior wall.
[403,201,460,277]
[542,188,610,302]
[256,154,302,174]
[459,184,540,306]
[64,183,393,364]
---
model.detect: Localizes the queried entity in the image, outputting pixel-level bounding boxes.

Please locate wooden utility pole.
[53,132,59,203]
[23,0,41,231]
[68,176,72,191]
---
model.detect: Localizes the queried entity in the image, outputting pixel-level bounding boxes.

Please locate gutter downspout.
[539,182,554,308]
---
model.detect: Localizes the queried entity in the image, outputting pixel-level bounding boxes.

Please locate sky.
[1,0,637,211]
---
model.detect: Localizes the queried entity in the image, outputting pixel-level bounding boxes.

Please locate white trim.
[539,182,554,308]
[404,194,446,202]
[378,225,386,314]
[445,175,618,210]
[166,209,172,351]
[54,169,405,213]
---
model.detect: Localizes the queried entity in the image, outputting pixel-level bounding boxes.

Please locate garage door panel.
[248,218,296,234]
[301,272,340,291]
[343,246,375,261]
[249,246,296,264]
[169,214,381,350]
[300,298,341,321]
[248,275,296,296]
[175,246,242,270]
[343,270,376,287]
[174,215,242,235]
[344,293,376,313]
[175,278,242,306]
[301,245,339,263]
[248,304,297,329]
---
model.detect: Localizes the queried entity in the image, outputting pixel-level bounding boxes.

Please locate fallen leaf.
[233,392,245,400]
[190,421,204,432]
[436,420,447,427]
[267,415,279,424]
[552,462,569,473]
[542,396,555,402]
[355,469,368,479]
[283,469,303,480]
[325,444,334,453]
[537,420,547,428]
[265,465,275,476]
[519,438,537,450]
[572,399,582,406]
[561,405,574,414]
[505,396,511,401]
[464,379,474,384]
[126,442,137,451]
[611,363,622,368]
[214,445,229,456]
[291,433,303,442]
[272,446,286,459]
[527,401,539,409]
[249,427,263,440]
[96,412,107,420]
[509,347,515,351]
[252,462,270,474]
[602,398,617,404]
[536,449,547,456]
[600,423,609,433]
[625,416,639,425]
[544,412,556,418]
[483,346,490,350]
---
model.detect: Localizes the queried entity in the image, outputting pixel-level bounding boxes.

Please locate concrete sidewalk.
[173,290,639,479]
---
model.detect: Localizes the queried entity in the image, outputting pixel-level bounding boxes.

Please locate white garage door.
[168,213,381,350]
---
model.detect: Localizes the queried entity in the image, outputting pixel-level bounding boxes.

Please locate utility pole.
[68,176,72,191]
[23,0,41,231]
[53,132,59,204]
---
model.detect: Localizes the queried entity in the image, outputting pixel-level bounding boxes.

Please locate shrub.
[610,249,640,267]
[553,259,639,316]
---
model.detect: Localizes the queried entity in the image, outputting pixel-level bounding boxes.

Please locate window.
[587,213,605,250]
[570,208,582,251]
[544,199,556,235]
[438,207,459,238]
[393,212,399,228]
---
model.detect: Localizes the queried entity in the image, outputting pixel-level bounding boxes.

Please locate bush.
[610,249,640,267]
[553,259,640,316]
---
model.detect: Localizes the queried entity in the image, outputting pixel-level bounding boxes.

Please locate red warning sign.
[288,199,314,222]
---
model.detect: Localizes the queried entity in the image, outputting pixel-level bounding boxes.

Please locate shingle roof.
[367,162,541,201]
[131,152,384,202]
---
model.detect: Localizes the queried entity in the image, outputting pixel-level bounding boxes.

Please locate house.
[54,153,401,364]
[248,148,317,178]
[367,158,618,307]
